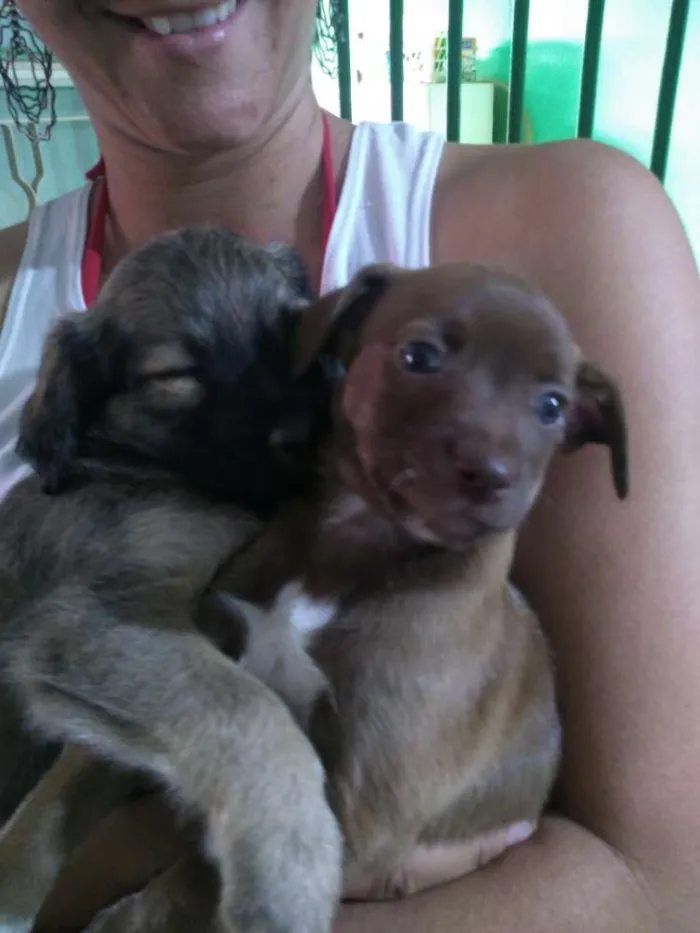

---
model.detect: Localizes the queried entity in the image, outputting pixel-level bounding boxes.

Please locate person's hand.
[34,791,184,933]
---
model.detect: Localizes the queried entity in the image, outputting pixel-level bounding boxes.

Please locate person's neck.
[93,88,344,284]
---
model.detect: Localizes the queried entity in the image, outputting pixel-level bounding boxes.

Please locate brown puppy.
[219,261,628,900]
[0,228,342,933]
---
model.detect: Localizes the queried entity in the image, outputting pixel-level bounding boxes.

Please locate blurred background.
[1,0,699,259]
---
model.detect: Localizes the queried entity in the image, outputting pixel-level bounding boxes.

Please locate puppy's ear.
[267,358,338,471]
[16,313,105,494]
[293,263,399,377]
[562,361,629,500]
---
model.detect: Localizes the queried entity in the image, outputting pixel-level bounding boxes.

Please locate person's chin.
[155,84,269,149]
[90,52,273,149]
[114,2,278,145]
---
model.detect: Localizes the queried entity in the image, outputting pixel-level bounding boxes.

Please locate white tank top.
[0,121,444,499]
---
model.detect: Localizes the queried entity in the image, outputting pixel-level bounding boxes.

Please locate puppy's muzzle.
[456,455,514,506]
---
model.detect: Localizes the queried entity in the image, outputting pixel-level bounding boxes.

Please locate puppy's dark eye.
[536,392,567,425]
[400,341,443,374]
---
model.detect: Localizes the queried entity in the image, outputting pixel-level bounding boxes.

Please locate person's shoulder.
[0,219,30,334]
[436,136,662,215]
[432,137,689,272]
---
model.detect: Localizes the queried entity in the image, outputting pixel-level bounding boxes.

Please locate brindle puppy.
[0,227,342,933]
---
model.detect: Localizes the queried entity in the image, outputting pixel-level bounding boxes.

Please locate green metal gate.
[320,0,691,184]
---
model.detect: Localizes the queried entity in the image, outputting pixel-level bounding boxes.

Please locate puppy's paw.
[342,865,415,902]
[396,823,537,894]
[343,822,538,903]
[277,659,333,734]
[237,613,331,733]
[216,773,343,933]
[469,819,537,867]
[222,851,342,933]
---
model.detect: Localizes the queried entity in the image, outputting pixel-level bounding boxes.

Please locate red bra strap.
[320,111,336,258]
[81,169,109,307]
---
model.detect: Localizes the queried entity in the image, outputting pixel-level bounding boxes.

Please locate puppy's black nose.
[458,457,513,504]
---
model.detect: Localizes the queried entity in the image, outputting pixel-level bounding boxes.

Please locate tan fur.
[223,514,558,900]
[0,228,342,933]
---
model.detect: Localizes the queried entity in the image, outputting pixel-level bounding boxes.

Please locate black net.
[313,0,344,79]
[0,1,56,140]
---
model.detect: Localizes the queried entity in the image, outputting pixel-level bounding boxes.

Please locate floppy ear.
[562,360,629,500]
[292,263,399,377]
[16,313,104,494]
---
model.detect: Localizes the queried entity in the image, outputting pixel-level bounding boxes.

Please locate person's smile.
[101,0,248,54]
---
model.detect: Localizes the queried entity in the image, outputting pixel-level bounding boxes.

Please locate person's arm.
[337,141,700,933]
[337,815,658,932]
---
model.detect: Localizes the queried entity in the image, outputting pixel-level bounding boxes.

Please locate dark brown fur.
[0,228,342,933]
[218,261,628,899]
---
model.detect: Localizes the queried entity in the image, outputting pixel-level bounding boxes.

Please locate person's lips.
[106,0,240,35]
[141,0,237,34]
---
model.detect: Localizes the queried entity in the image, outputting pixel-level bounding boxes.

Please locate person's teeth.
[192,7,218,26]
[146,15,172,34]
[142,0,237,35]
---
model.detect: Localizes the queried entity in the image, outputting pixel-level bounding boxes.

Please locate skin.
[1,0,700,930]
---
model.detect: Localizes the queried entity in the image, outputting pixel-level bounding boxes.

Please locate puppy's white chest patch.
[281,581,338,635]
[223,581,336,728]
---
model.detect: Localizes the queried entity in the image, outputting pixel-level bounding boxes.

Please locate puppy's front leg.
[0,745,136,933]
[203,520,332,731]
[9,609,342,933]
[220,586,332,732]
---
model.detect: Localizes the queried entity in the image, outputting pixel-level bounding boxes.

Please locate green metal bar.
[577,0,606,138]
[446,0,465,142]
[336,0,353,121]
[389,0,404,121]
[507,0,530,143]
[650,0,690,182]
